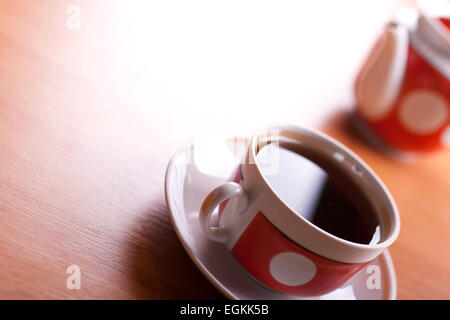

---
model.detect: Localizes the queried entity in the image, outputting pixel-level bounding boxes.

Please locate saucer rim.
[164,137,397,300]
[164,142,237,299]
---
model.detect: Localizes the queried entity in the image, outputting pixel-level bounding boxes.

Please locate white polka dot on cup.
[399,89,448,135]
[269,252,316,286]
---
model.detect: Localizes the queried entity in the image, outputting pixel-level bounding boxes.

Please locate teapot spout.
[356,22,409,121]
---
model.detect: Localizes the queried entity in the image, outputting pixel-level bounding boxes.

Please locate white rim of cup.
[248,125,401,263]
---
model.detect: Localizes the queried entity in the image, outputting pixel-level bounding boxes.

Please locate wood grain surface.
[0,0,448,299]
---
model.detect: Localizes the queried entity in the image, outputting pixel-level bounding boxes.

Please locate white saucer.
[164,136,397,300]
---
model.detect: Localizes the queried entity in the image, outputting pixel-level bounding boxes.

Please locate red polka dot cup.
[355,1,450,152]
[199,125,400,297]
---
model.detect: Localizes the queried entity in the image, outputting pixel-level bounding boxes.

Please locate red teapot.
[355,1,450,152]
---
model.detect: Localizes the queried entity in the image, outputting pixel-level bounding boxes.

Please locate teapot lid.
[394,0,450,79]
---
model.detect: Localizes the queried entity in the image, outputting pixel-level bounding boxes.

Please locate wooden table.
[0,0,448,299]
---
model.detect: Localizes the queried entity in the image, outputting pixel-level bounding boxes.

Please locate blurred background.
[0,0,416,140]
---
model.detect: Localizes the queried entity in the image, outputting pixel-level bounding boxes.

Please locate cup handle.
[199,182,248,243]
